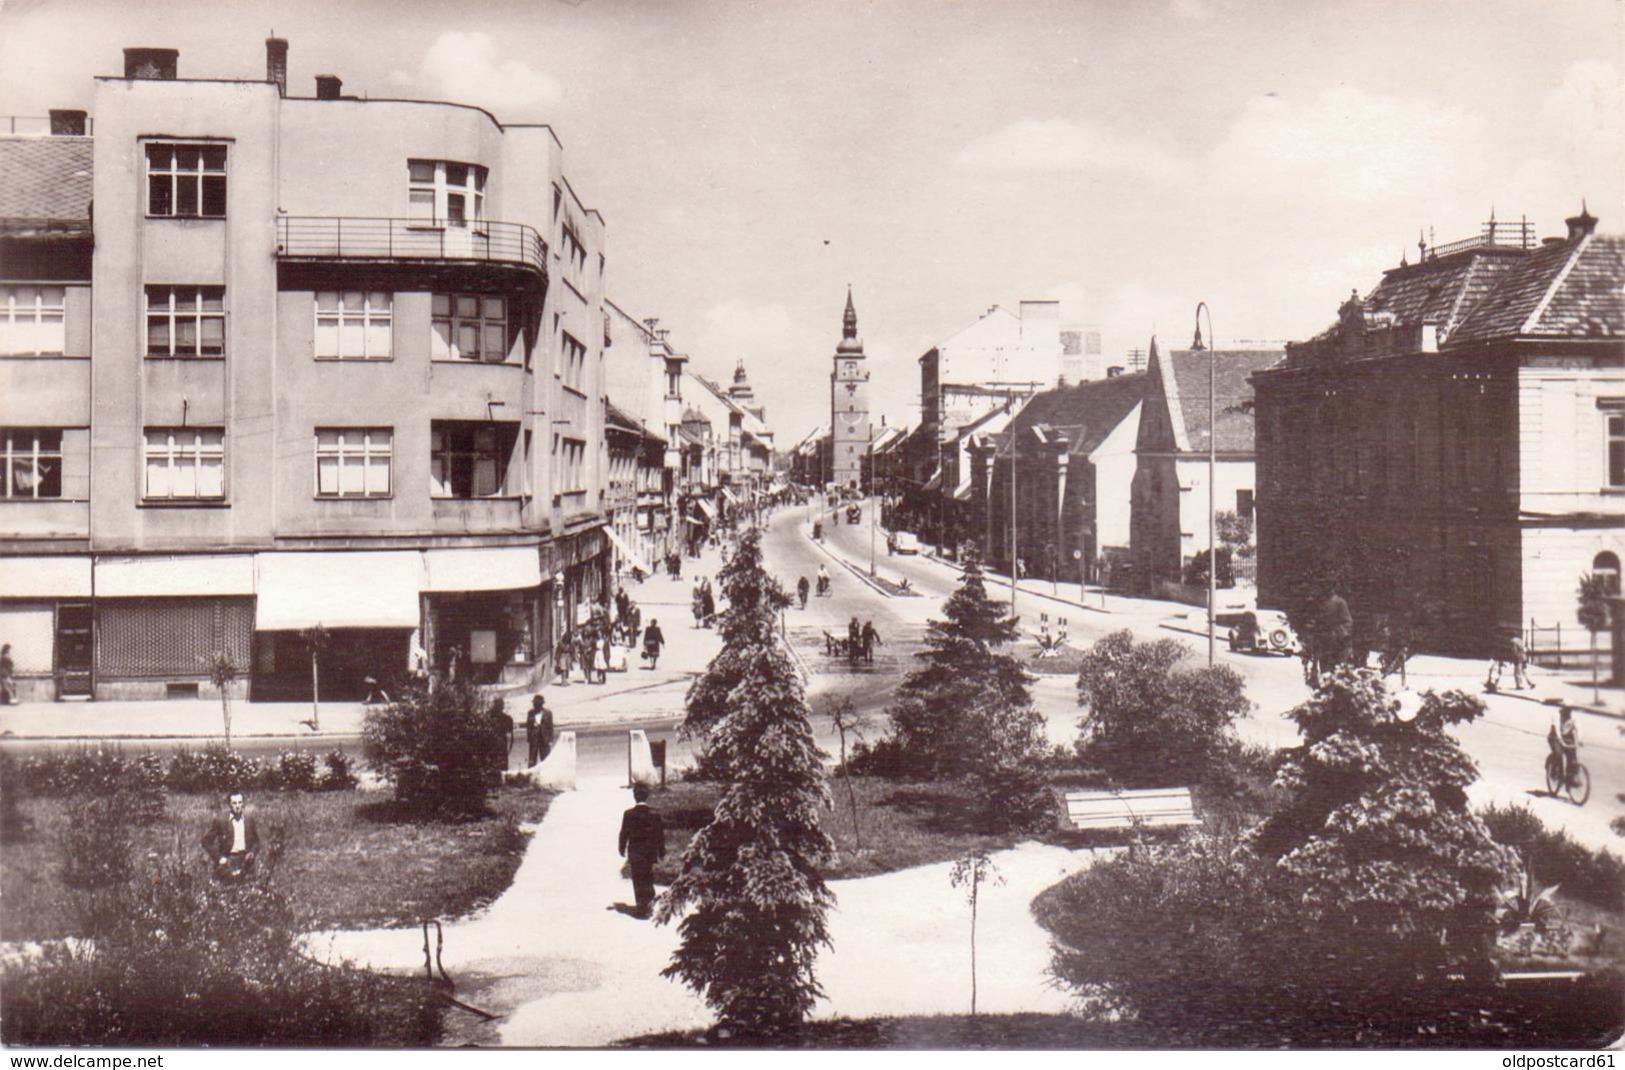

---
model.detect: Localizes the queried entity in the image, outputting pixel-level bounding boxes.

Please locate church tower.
[830,287,871,490]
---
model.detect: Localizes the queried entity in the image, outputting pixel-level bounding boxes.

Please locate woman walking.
[642,619,666,670]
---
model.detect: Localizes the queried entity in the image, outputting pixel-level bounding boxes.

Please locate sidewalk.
[304,772,1102,1045]
[0,545,734,743]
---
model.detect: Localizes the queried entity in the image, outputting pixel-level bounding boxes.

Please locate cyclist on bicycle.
[1547,705,1580,786]
[797,575,810,609]
[816,564,830,597]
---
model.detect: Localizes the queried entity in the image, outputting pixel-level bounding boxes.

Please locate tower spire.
[837,287,863,355]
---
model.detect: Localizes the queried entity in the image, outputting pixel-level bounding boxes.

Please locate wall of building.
[1092,401,1141,550]
[1518,357,1625,515]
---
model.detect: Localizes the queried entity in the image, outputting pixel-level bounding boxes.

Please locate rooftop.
[0,136,93,233]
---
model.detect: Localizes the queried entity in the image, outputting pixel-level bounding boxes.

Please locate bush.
[58,794,135,893]
[1481,803,1625,913]
[165,746,265,794]
[362,680,500,817]
[265,751,320,792]
[2,847,442,1046]
[320,749,359,791]
[1182,547,1234,588]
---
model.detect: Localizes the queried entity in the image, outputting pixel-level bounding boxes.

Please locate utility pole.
[869,427,877,577]
[1194,302,1216,666]
[1009,391,1018,613]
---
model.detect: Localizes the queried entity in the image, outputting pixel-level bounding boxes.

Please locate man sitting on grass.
[203,790,260,881]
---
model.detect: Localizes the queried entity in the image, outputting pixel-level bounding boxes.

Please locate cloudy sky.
[2,0,1620,441]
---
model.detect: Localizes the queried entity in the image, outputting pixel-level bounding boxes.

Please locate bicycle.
[1544,747,1591,806]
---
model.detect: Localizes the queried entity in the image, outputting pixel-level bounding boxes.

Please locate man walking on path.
[525,694,554,767]
[861,620,882,664]
[617,783,665,919]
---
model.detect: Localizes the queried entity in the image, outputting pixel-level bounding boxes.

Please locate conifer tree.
[659,528,834,1037]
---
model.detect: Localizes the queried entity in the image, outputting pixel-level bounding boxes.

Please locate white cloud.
[955,117,1180,179]
[386,69,415,88]
[417,32,562,118]
[1170,0,1212,19]
[1207,86,1485,202]
[1543,59,1625,145]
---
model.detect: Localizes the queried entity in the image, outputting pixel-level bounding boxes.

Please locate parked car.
[1224,609,1297,655]
[892,531,920,555]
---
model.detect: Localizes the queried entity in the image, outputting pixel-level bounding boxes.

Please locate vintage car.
[891,531,920,555]
[1223,608,1298,655]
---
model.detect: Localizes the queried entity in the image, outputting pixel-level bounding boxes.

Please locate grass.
[647,776,1020,883]
[0,785,552,942]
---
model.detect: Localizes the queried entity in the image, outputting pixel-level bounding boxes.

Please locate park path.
[304,774,1101,1045]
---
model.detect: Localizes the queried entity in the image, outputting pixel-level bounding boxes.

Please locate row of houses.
[0,38,774,703]
[821,211,1623,664]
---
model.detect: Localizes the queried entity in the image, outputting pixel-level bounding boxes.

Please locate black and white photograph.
[0,0,1622,1055]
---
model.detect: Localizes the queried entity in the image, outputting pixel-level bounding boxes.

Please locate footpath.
[0,550,731,744]
[306,773,1100,1046]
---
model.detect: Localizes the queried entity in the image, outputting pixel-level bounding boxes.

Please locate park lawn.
[0,785,552,942]
[646,776,1020,884]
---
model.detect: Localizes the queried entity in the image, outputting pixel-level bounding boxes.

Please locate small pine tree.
[659,635,834,1037]
[681,528,790,774]
[886,562,1031,777]
[1577,572,1610,703]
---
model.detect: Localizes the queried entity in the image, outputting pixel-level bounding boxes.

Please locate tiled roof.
[0,137,93,230]
[1359,250,1525,337]
[1446,234,1625,345]
[1168,349,1282,453]
[994,372,1145,459]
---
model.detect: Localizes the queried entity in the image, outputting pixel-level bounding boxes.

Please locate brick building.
[1251,209,1625,656]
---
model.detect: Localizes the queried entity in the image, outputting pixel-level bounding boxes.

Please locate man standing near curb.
[618,784,665,919]
[525,694,554,767]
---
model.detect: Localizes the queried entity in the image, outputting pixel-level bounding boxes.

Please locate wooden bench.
[1063,787,1200,832]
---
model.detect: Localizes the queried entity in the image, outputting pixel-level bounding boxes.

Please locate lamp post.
[1193,301,1216,666]
[1009,390,1018,613]
[869,426,877,577]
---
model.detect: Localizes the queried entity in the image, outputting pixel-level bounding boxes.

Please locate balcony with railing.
[275,217,548,279]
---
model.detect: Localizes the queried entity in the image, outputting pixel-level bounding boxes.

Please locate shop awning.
[255,551,422,630]
[422,546,541,593]
[695,499,716,519]
[602,525,644,565]
[0,555,91,598]
[719,486,740,505]
[95,554,255,598]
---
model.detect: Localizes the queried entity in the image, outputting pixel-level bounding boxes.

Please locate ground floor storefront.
[0,529,610,703]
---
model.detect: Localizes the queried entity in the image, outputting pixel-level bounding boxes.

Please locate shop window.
[146,143,227,217]
[408,159,486,226]
[143,427,225,500]
[1,427,62,499]
[0,287,66,355]
[146,286,225,357]
[432,293,509,362]
[431,421,517,498]
[315,292,391,360]
[315,428,392,498]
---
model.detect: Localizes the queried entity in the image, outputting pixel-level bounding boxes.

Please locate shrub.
[362,680,500,817]
[1481,803,1625,913]
[1075,631,1251,789]
[1182,547,1234,588]
[266,751,320,792]
[164,746,265,795]
[320,749,359,791]
[58,794,135,893]
[3,848,442,1046]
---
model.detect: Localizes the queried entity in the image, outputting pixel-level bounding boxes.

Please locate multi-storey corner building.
[0,40,616,702]
[1252,210,1624,658]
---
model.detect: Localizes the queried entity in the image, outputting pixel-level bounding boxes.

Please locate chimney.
[266,37,288,96]
[123,48,179,80]
[49,110,87,136]
[315,75,343,100]
[1565,203,1598,241]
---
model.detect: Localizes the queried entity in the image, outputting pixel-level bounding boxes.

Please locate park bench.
[1062,787,1200,832]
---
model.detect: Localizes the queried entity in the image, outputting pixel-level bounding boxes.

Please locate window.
[560,224,587,274]
[0,287,66,356]
[1,428,62,498]
[408,160,486,226]
[315,428,391,498]
[315,291,391,360]
[561,332,586,391]
[144,428,224,500]
[431,422,516,498]
[1236,488,1254,518]
[432,294,508,362]
[556,437,585,493]
[146,143,227,217]
[146,286,225,357]
[1594,552,1621,597]
[1606,406,1625,489]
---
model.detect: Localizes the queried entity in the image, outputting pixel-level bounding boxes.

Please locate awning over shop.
[422,546,541,593]
[255,551,422,630]
[695,499,717,519]
[602,525,644,565]
[0,555,91,598]
[719,487,740,505]
[95,554,255,598]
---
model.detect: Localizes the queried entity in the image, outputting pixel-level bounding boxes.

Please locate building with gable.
[1252,210,1624,657]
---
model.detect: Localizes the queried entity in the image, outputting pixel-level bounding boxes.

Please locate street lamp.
[1193,301,1216,666]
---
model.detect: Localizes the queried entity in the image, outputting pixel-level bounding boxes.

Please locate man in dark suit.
[202,790,260,881]
[525,694,555,767]
[617,783,665,919]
